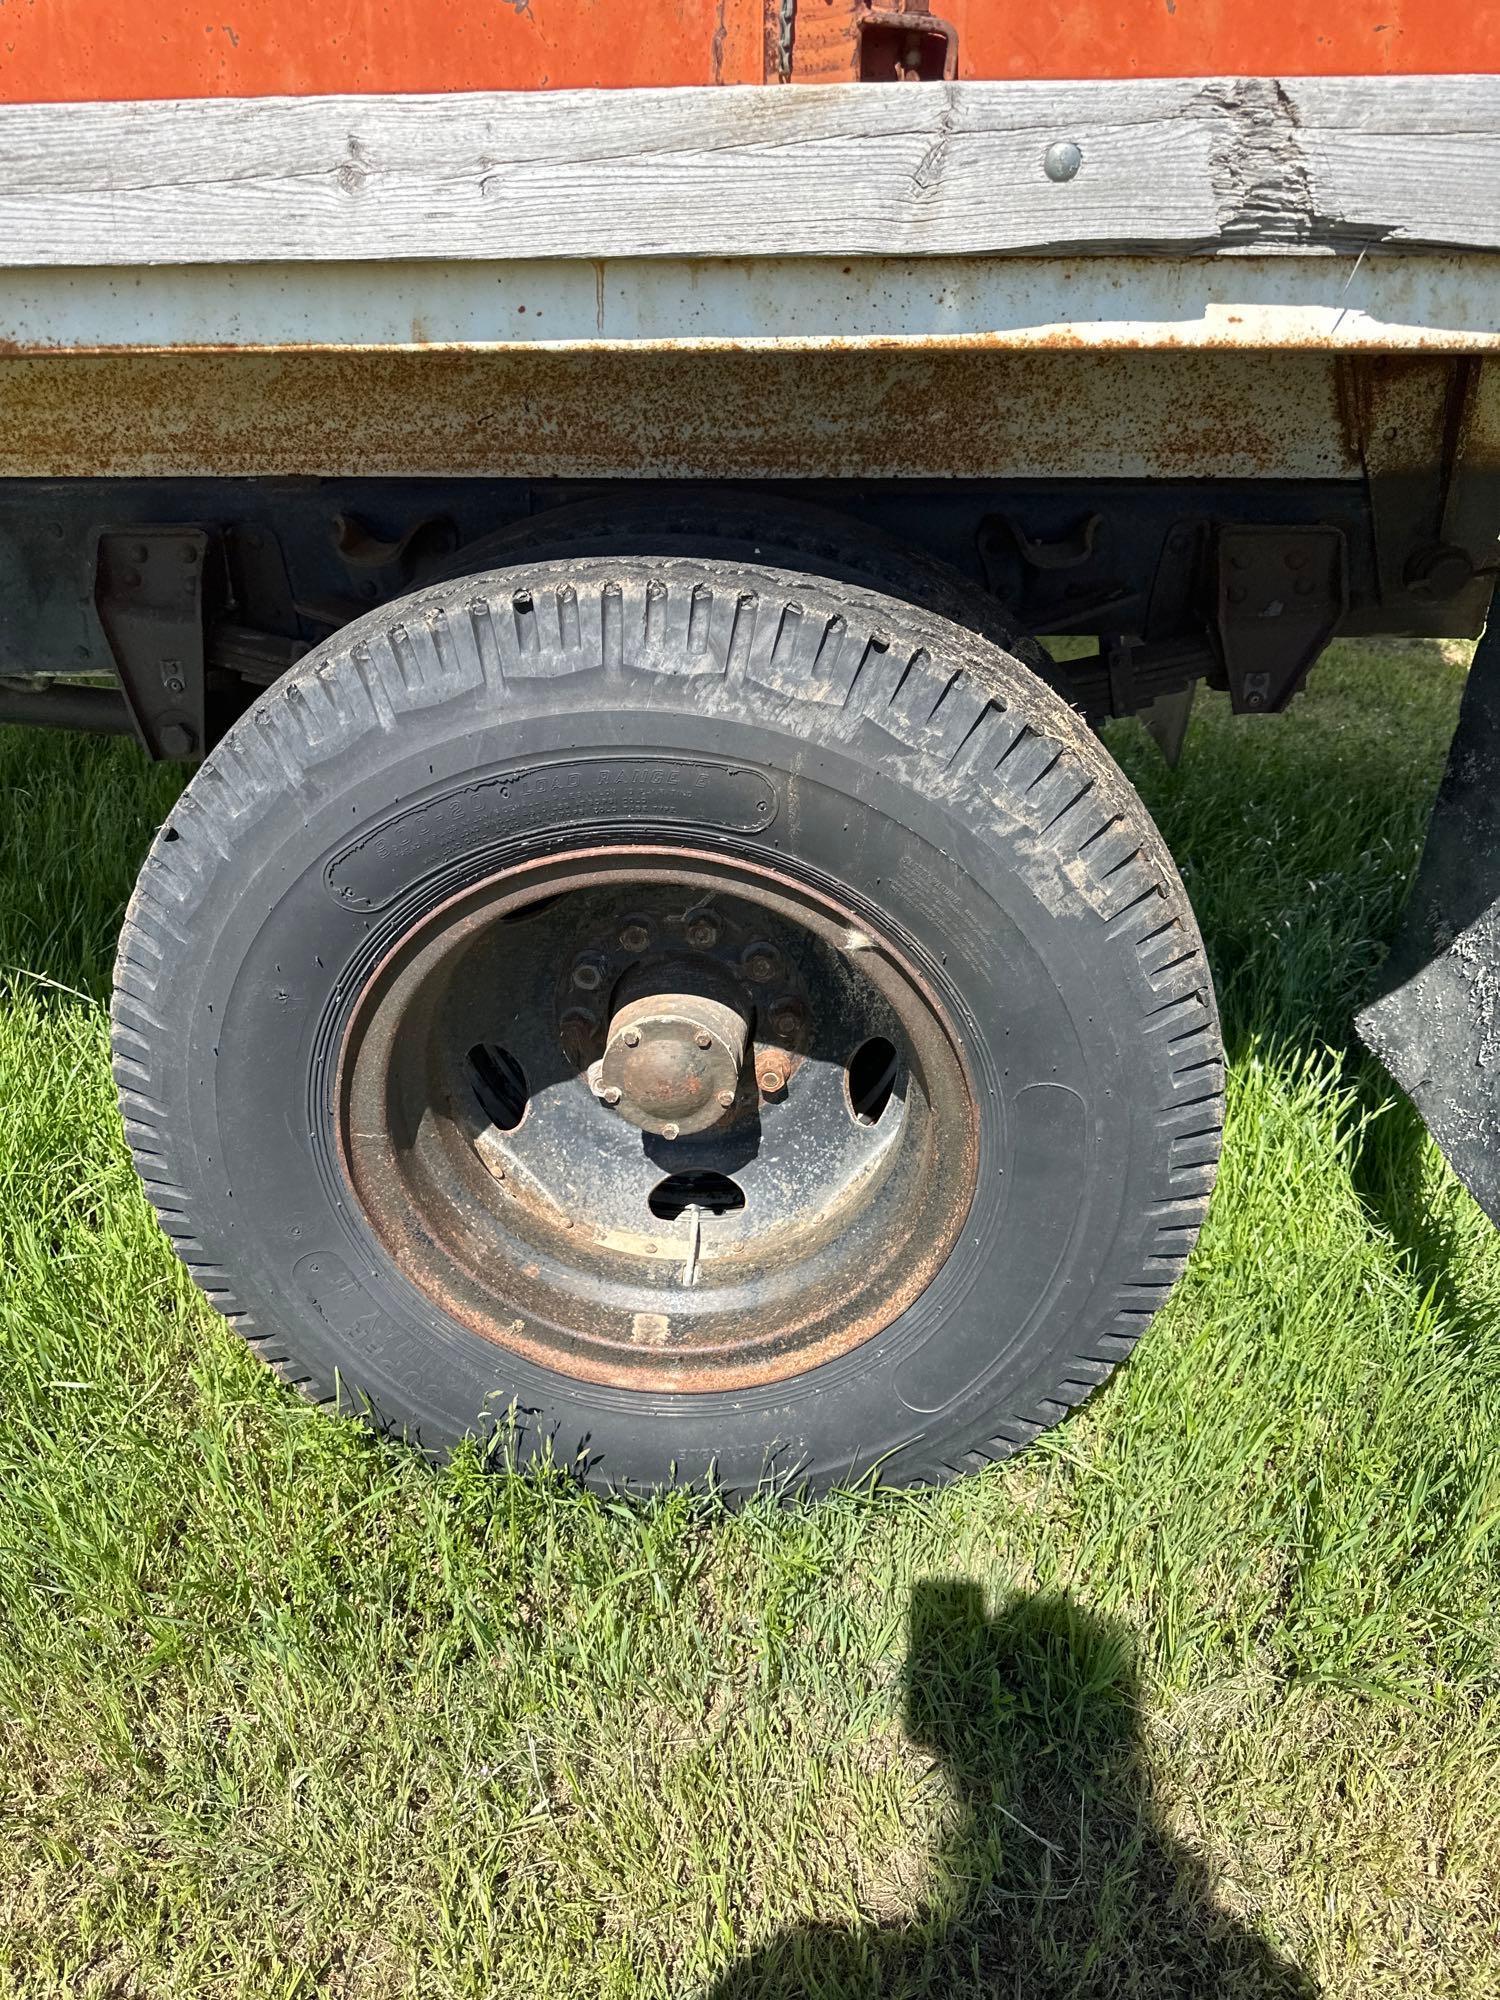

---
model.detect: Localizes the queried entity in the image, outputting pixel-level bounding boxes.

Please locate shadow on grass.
[707,1581,1315,2000]
[1347,1065,1498,1358]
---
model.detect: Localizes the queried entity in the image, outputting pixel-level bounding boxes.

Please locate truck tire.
[111,556,1221,1495]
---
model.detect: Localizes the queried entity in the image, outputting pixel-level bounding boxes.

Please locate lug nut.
[745,947,778,983]
[572,956,606,991]
[619,921,650,952]
[769,1001,803,1039]
[759,1066,786,1094]
[685,916,718,947]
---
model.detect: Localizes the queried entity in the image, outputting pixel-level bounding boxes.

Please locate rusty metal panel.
[1343,354,1500,632]
[0,347,1369,481]
[2,254,1498,355]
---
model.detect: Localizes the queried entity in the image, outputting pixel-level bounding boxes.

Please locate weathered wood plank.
[0,77,1494,268]
[1287,75,1500,252]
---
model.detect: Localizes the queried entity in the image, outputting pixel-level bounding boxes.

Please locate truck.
[1,1,1497,1495]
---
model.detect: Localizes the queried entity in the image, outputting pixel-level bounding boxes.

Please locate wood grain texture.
[1288,75,1500,252]
[0,76,1495,267]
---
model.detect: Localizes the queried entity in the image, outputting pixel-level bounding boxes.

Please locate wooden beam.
[1289,76,1500,256]
[0,76,1495,268]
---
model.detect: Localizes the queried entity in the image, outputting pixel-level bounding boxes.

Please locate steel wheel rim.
[336,844,977,1392]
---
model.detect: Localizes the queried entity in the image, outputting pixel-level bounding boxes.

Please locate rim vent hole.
[468,1044,529,1131]
[648,1172,746,1221]
[846,1037,899,1125]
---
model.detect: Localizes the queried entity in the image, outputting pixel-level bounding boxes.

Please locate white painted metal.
[2,253,1498,353]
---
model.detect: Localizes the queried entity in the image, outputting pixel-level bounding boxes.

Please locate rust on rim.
[335,843,978,1393]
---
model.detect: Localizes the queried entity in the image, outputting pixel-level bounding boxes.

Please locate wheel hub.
[592,964,751,1138]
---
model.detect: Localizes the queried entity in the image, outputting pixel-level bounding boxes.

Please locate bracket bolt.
[1044,140,1082,183]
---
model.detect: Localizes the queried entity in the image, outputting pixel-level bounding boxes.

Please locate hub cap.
[592,965,751,1138]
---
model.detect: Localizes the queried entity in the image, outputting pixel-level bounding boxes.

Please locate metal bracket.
[93,526,211,760]
[991,511,1101,572]
[1214,523,1347,714]
[332,510,456,580]
[856,1,958,80]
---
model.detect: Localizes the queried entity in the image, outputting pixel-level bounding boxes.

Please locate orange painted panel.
[0,0,1495,101]
[0,0,766,101]
[793,0,1500,82]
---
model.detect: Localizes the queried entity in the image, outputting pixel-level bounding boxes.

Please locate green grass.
[2,641,1498,1997]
